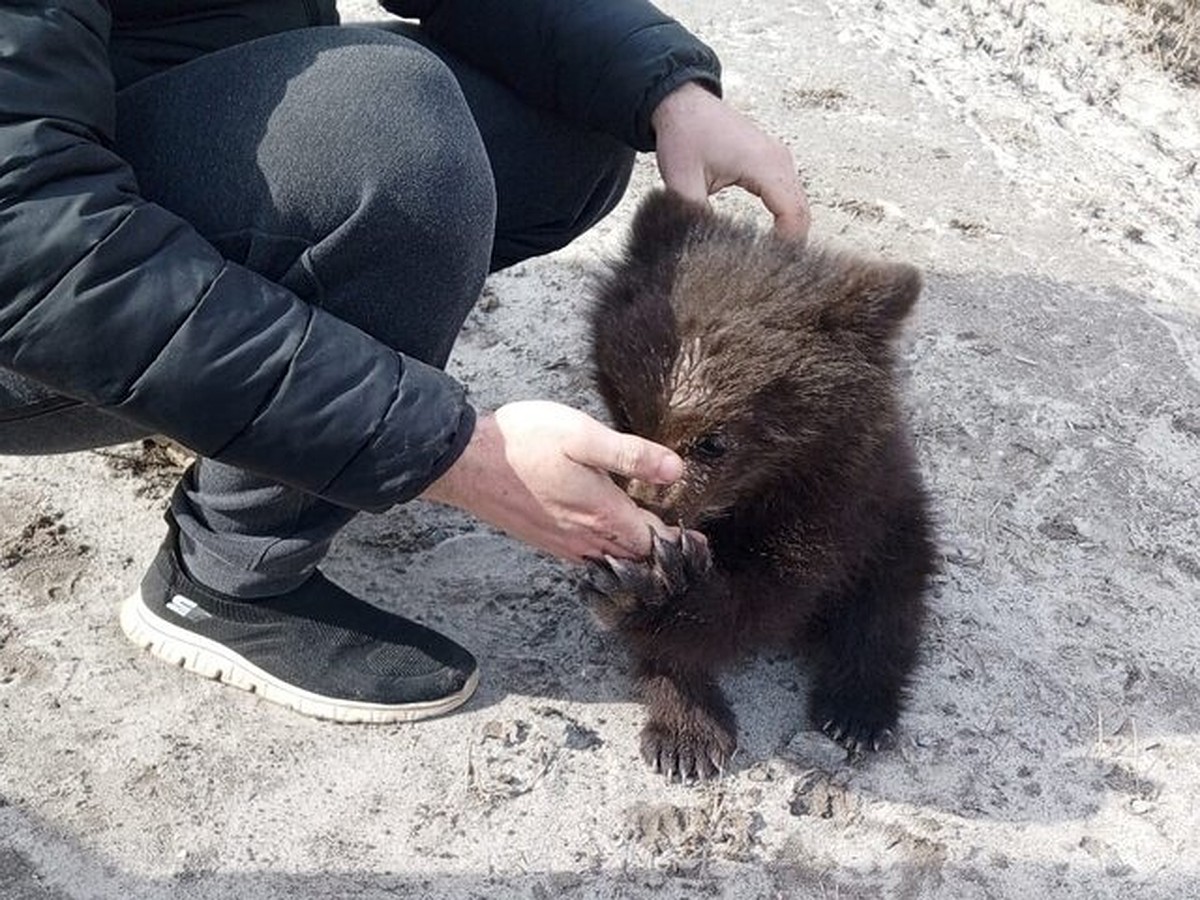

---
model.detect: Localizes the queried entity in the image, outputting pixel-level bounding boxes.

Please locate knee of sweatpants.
[340,37,498,255]
[492,138,635,271]
[256,30,497,356]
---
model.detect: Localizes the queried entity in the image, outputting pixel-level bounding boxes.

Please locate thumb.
[566,419,683,484]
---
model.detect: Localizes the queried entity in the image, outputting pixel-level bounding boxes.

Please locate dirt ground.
[2,1,1198,897]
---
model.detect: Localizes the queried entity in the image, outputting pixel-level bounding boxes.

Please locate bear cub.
[584,190,936,780]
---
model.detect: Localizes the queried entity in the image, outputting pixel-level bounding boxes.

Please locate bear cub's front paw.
[583,530,712,626]
[641,709,737,781]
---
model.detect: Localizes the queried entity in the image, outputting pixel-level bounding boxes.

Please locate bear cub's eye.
[692,433,728,462]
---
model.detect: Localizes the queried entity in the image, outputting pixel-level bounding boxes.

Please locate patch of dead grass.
[1117,0,1200,85]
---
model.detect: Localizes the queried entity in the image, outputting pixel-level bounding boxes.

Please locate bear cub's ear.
[823,260,923,341]
[625,189,711,266]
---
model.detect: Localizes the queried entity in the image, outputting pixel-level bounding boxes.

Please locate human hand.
[651,82,811,241]
[419,401,683,563]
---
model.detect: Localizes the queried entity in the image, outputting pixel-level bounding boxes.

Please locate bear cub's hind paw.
[809,691,900,756]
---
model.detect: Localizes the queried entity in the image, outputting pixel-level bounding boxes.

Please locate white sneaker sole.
[119,588,479,723]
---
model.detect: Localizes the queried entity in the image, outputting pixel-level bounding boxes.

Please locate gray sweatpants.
[0,23,634,597]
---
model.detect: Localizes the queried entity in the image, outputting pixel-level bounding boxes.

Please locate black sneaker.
[120,526,479,723]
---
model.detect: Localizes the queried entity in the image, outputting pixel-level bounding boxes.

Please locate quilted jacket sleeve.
[380,0,722,151]
[0,0,473,513]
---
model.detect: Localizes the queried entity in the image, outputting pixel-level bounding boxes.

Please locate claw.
[655,532,689,590]
[650,529,673,564]
[873,729,896,752]
[583,557,619,594]
[604,554,655,595]
[678,526,693,558]
[603,553,633,579]
[663,753,678,781]
[819,718,896,754]
[678,745,697,781]
[679,526,713,574]
[705,745,731,781]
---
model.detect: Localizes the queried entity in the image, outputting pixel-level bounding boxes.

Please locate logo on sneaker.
[166,594,213,622]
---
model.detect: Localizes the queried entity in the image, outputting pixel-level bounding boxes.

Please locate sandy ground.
[3,0,1199,897]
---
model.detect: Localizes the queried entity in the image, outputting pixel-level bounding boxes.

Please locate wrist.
[651,80,719,135]
[420,410,499,508]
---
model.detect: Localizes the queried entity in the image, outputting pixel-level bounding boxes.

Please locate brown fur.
[583,190,936,780]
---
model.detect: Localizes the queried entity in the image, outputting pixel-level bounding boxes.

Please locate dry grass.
[1118,0,1200,84]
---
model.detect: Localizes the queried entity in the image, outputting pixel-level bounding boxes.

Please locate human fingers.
[564,415,683,484]
[758,173,811,241]
[592,501,679,560]
[735,139,810,241]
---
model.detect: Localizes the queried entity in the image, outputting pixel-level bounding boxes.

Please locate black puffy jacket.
[0,1,720,512]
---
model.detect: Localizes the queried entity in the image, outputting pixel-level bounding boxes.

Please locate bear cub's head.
[590,190,922,528]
